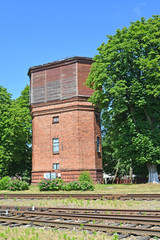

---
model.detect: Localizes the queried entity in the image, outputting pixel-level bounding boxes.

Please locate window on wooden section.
[53,138,59,154]
[97,137,100,152]
[53,163,59,170]
[53,116,59,124]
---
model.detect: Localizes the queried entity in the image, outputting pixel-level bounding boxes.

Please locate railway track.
[1,206,160,239]
[1,205,160,215]
[1,193,160,200]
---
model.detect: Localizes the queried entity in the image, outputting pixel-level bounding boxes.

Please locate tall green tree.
[86,16,160,183]
[8,85,32,177]
[0,86,12,175]
[0,85,32,177]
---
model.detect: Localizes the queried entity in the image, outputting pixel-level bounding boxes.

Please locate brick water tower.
[28,56,103,184]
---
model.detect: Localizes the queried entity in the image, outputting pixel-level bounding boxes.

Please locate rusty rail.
[1,193,160,200]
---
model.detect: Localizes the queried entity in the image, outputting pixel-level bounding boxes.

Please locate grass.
[0,197,160,210]
[0,183,160,194]
[0,226,114,240]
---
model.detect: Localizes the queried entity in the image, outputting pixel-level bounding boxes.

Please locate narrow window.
[53,163,59,170]
[97,137,100,152]
[95,114,99,122]
[53,138,59,153]
[53,116,59,124]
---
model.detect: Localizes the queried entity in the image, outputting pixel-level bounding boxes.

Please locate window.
[53,163,59,170]
[53,116,59,124]
[95,114,99,122]
[51,173,57,179]
[53,138,59,153]
[44,173,51,179]
[97,137,100,152]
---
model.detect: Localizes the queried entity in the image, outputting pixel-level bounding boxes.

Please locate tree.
[86,16,160,183]
[0,86,12,176]
[0,85,32,177]
[8,85,32,177]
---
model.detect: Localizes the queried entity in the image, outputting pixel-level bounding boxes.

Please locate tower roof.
[28,56,93,77]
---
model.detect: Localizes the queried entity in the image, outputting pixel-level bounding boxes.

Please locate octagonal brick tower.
[28,56,103,184]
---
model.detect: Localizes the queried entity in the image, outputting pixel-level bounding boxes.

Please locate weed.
[63,233,67,239]
[112,232,119,240]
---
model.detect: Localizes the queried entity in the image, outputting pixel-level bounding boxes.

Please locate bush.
[38,174,95,192]
[50,178,64,191]
[62,181,81,191]
[78,171,93,184]
[0,176,10,190]
[80,181,95,191]
[8,179,29,191]
[38,179,51,191]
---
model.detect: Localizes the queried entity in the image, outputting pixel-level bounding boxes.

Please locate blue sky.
[0,0,159,99]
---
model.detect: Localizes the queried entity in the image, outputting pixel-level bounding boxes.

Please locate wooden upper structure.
[28,56,93,105]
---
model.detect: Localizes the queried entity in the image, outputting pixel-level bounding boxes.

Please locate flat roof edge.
[27,56,93,76]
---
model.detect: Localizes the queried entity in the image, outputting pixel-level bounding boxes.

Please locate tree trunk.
[112,159,120,184]
[129,167,133,184]
[146,163,159,183]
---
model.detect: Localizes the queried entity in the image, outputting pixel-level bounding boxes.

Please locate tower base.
[31,169,103,184]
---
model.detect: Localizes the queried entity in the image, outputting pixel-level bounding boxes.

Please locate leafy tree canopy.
[0,85,32,177]
[86,16,160,181]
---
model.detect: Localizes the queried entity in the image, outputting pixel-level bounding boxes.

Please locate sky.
[0,0,159,99]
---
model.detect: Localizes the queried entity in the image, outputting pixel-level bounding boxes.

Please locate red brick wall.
[31,98,102,183]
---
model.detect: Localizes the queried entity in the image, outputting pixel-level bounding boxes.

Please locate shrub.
[8,179,29,191]
[0,176,10,190]
[50,178,64,191]
[38,175,95,191]
[78,171,93,184]
[68,181,81,190]
[38,179,51,191]
[61,183,71,191]
[80,181,95,191]
[62,181,81,191]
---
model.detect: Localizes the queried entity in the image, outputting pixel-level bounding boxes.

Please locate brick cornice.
[31,104,95,117]
[32,169,103,174]
[30,96,90,110]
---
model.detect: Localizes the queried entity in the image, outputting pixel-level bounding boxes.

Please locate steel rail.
[4,210,160,225]
[1,193,160,200]
[2,209,160,225]
[1,205,160,215]
[1,215,160,237]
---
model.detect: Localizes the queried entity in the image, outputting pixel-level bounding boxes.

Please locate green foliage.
[50,178,64,191]
[0,176,29,191]
[62,181,81,191]
[38,177,94,191]
[38,179,52,191]
[0,85,32,177]
[78,171,93,183]
[0,176,10,190]
[38,178,64,191]
[86,16,160,178]
[80,181,95,191]
[8,179,29,191]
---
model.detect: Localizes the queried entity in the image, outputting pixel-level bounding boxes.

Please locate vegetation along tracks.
[1,206,160,238]
[1,193,160,200]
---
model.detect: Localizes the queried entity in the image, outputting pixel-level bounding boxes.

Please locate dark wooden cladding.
[30,64,76,104]
[78,62,94,96]
[29,57,93,104]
